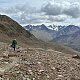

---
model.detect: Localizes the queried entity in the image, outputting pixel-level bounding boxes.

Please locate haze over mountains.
[24,24,80,51]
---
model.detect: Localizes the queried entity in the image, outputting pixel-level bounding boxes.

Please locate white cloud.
[41,3,62,16]
[41,1,80,18]
[63,2,80,18]
[0,4,51,25]
[0,1,80,25]
[48,15,70,22]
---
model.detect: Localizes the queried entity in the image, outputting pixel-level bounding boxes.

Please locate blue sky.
[0,0,80,26]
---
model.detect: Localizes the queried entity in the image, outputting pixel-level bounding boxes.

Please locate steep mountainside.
[56,25,80,37]
[24,24,56,41]
[52,25,80,51]
[53,30,80,51]
[0,15,42,46]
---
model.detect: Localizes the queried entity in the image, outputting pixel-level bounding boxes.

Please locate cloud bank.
[41,2,80,18]
[0,1,80,25]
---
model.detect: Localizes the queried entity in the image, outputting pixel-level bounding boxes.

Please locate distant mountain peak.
[24,24,80,51]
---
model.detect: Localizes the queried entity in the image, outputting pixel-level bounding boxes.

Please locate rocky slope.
[0,15,41,46]
[0,42,80,80]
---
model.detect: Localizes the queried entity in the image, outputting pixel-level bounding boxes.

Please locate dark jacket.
[11,40,17,48]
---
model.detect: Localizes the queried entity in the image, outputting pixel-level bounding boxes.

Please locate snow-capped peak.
[47,26,54,30]
[46,25,54,30]
[54,27,59,31]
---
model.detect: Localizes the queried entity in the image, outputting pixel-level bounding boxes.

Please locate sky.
[0,0,80,26]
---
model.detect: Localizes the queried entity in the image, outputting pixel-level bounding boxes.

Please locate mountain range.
[24,24,80,51]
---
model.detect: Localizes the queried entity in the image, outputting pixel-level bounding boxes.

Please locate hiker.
[11,39,17,51]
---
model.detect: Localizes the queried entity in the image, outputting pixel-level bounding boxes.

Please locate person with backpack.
[11,39,17,51]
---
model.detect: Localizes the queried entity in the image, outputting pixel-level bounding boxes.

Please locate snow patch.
[46,26,54,30]
[54,27,58,31]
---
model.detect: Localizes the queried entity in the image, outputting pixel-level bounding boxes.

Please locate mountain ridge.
[24,24,80,51]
